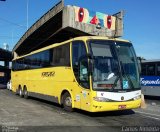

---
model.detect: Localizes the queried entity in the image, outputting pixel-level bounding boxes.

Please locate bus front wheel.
[62,92,73,112]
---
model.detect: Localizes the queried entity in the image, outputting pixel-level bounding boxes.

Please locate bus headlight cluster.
[133,95,141,100]
[93,97,110,102]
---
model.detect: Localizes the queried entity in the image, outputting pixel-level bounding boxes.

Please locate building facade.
[0,48,12,84]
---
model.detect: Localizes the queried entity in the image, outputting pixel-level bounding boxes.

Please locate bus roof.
[13,36,130,61]
[142,59,160,63]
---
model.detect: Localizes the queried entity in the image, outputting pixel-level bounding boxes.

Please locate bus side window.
[72,41,89,89]
[157,63,160,76]
[141,64,147,76]
[51,44,70,66]
[146,64,155,76]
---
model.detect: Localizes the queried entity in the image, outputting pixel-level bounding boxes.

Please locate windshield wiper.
[111,74,120,90]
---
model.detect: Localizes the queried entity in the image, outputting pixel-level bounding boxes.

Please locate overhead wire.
[0,17,26,28]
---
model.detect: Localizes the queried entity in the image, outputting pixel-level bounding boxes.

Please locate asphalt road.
[0,89,160,132]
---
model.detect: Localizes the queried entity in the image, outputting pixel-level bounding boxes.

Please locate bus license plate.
[118,105,126,109]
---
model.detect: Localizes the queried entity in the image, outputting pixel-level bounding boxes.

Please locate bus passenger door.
[79,57,91,111]
[72,41,91,111]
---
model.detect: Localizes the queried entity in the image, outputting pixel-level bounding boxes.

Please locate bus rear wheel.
[23,87,29,99]
[62,92,73,112]
[18,87,23,98]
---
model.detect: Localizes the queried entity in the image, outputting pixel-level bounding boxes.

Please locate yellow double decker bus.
[12,36,141,112]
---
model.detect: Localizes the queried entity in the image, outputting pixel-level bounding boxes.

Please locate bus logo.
[121,96,124,101]
[42,71,55,77]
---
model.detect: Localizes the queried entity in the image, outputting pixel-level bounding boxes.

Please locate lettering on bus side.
[41,71,55,77]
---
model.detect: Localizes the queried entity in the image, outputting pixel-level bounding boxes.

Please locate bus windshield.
[89,40,140,91]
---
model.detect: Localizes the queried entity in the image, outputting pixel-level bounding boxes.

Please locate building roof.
[12,0,123,57]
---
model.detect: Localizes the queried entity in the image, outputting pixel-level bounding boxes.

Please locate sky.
[0,0,160,60]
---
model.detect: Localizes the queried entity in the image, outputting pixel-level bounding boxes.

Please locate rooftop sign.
[74,6,116,30]
[13,0,124,57]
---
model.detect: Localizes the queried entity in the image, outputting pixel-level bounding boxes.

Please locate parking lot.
[0,88,160,132]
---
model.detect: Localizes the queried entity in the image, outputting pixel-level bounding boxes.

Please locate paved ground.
[0,84,6,89]
[0,89,160,132]
[134,96,160,122]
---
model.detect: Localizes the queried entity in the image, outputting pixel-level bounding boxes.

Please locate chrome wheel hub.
[65,97,72,107]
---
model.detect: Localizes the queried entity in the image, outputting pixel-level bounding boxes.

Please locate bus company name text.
[41,71,55,77]
[141,78,160,86]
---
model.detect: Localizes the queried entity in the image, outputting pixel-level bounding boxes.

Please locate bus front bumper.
[90,99,141,112]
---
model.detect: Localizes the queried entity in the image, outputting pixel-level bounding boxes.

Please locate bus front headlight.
[93,97,110,102]
[133,95,141,100]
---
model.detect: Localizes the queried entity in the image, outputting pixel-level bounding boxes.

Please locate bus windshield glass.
[116,42,140,90]
[89,40,140,91]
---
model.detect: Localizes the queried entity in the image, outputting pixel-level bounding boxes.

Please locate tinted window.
[157,63,160,76]
[72,41,87,67]
[141,64,147,75]
[12,43,70,71]
[146,64,155,76]
[52,44,70,66]
[72,41,89,89]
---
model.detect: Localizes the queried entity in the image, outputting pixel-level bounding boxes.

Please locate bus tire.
[18,86,23,98]
[62,92,73,112]
[23,86,29,99]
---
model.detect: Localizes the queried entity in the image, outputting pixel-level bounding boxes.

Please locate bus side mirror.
[78,54,93,82]
[137,57,141,74]
[85,53,93,74]
[88,59,93,75]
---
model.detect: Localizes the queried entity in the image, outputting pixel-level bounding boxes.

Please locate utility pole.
[27,0,29,30]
